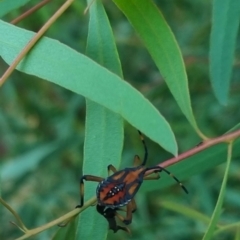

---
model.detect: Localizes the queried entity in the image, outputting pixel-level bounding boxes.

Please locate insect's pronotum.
[76,130,188,232]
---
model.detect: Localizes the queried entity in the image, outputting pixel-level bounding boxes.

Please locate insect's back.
[96,166,146,207]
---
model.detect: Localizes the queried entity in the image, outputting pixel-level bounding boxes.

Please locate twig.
[11,0,52,25]
[159,129,240,168]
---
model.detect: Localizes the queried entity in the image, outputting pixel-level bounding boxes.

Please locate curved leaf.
[113,0,204,138]
[0,20,177,155]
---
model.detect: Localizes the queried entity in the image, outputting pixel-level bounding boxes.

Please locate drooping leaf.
[0,20,177,155]
[113,0,205,138]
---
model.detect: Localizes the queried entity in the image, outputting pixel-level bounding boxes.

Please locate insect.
[96,205,130,233]
[76,130,188,230]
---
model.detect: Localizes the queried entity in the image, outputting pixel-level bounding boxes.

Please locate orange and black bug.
[76,130,188,230]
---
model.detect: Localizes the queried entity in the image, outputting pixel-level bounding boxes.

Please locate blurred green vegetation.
[0,0,240,239]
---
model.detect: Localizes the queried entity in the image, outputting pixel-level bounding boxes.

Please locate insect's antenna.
[147,166,188,194]
[138,130,148,166]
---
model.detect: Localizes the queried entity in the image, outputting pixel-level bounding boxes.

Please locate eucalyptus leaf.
[76,1,123,239]
[113,0,202,136]
[210,0,240,105]
[0,20,177,155]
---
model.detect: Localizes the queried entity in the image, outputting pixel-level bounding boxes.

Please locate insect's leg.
[130,199,137,213]
[144,171,160,180]
[114,212,130,233]
[116,202,133,225]
[96,204,106,216]
[0,0,74,87]
[146,166,188,194]
[114,200,137,213]
[76,175,104,208]
[11,0,51,25]
[115,224,131,234]
[137,130,148,166]
[97,206,130,234]
[133,155,142,167]
[107,164,117,176]
[58,216,75,227]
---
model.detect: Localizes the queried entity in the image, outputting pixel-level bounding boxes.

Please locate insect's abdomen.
[97,180,130,207]
[96,167,146,207]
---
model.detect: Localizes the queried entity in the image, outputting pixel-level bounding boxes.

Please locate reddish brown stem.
[11,0,51,25]
[159,129,240,169]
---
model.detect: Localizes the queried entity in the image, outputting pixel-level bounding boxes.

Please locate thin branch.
[159,129,240,169]
[15,197,97,240]
[0,0,74,87]
[0,197,28,232]
[11,0,52,25]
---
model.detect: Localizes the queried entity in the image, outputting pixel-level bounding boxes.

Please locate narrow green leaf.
[0,20,177,155]
[79,105,123,239]
[0,0,31,17]
[210,0,240,105]
[202,142,233,239]
[77,105,123,238]
[76,2,123,239]
[113,0,204,138]
[85,2,123,76]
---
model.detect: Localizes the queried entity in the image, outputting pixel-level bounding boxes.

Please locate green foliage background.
[0,0,240,239]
